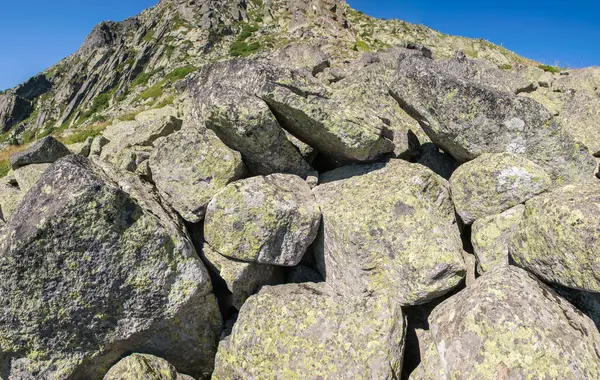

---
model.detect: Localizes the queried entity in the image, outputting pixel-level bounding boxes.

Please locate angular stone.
[272,43,330,75]
[13,163,51,192]
[205,173,321,266]
[89,135,109,157]
[104,354,194,380]
[0,155,221,379]
[10,136,71,170]
[196,84,314,178]
[391,53,596,183]
[449,152,551,224]
[201,243,284,310]
[510,183,600,292]
[213,283,406,379]
[425,266,600,379]
[66,136,93,157]
[472,205,524,273]
[149,125,246,223]
[313,159,465,306]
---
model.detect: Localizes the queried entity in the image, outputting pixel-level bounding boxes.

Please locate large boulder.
[212,283,406,379]
[149,125,246,223]
[10,136,71,170]
[391,53,596,183]
[271,43,330,75]
[423,266,600,379]
[189,59,395,164]
[510,183,600,292]
[471,205,524,273]
[313,159,465,306]
[195,84,314,178]
[0,183,24,222]
[0,155,222,379]
[104,354,194,380]
[201,243,284,310]
[204,173,321,266]
[13,163,51,192]
[449,152,551,224]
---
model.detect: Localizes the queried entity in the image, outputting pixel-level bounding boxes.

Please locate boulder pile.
[1,43,600,380]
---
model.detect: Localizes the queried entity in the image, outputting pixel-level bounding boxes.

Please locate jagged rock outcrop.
[213,283,406,379]
[313,159,465,305]
[0,93,33,133]
[204,173,321,266]
[422,266,600,379]
[0,155,221,379]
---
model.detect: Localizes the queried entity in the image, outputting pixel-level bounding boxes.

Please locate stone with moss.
[196,83,314,178]
[13,163,51,192]
[423,266,600,379]
[450,153,550,224]
[149,124,246,223]
[212,283,406,379]
[204,173,321,266]
[201,243,284,310]
[510,183,600,292]
[0,155,221,379]
[313,159,465,306]
[0,183,24,222]
[471,205,524,273]
[104,353,194,380]
[391,53,596,183]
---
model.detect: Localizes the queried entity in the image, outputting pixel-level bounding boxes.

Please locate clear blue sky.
[1,0,599,91]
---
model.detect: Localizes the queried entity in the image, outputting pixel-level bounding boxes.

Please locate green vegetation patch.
[499,64,513,70]
[229,23,262,57]
[139,65,197,100]
[61,124,108,145]
[538,64,562,74]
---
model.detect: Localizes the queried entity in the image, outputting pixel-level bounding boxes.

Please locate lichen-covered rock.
[272,43,330,75]
[189,59,394,164]
[449,152,551,224]
[391,53,596,183]
[104,354,194,380]
[0,155,221,379]
[149,125,246,223]
[66,136,93,157]
[89,135,109,157]
[201,243,284,310]
[313,159,465,306]
[0,183,24,222]
[213,283,406,380]
[424,266,600,379]
[13,163,51,192]
[205,173,321,266]
[196,83,314,178]
[510,183,600,292]
[472,205,524,273]
[10,136,71,169]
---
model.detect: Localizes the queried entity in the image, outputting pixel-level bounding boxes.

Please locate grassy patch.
[354,39,372,52]
[0,144,29,177]
[138,66,197,100]
[60,123,108,145]
[230,41,261,57]
[132,67,164,88]
[142,30,155,42]
[499,64,513,70]
[538,64,561,74]
[118,109,145,121]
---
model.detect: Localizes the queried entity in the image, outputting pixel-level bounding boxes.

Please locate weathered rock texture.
[104,353,194,380]
[0,155,221,379]
[313,159,465,305]
[510,183,600,292]
[205,173,321,266]
[425,266,600,379]
[213,283,406,379]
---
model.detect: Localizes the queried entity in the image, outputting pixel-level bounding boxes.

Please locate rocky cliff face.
[1,0,600,379]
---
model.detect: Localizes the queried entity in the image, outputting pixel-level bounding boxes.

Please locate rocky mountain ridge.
[0,0,600,379]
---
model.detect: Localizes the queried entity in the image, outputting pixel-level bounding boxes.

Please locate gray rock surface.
[0,155,221,379]
[10,136,71,169]
[424,266,600,379]
[212,283,406,380]
[510,183,600,292]
[272,43,330,75]
[472,205,525,273]
[13,163,51,192]
[104,353,194,380]
[201,243,284,310]
[0,183,24,222]
[205,173,321,266]
[313,159,465,306]
[391,53,596,183]
[149,125,246,223]
[449,152,551,224]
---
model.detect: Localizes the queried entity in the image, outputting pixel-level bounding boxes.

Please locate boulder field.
[1,0,600,379]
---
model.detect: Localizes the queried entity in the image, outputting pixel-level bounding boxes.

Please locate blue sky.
[1,0,598,91]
